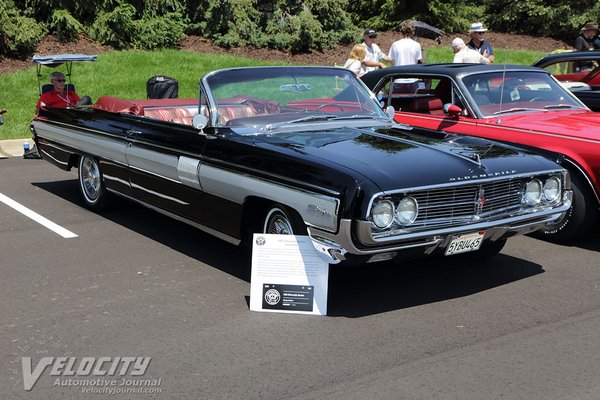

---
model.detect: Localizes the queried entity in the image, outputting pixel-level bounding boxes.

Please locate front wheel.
[78,155,107,210]
[533,173,598,243]
[262,205,307,235]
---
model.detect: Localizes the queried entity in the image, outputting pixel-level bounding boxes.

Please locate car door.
[126,117,209,224]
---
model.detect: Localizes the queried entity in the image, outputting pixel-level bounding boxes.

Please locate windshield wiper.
[493,107,544,115]
[329,115,387,121]
[543,104,577,110]
[285,114,339,124]
[262,114,339,132]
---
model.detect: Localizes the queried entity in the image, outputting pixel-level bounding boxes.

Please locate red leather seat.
[219,105,258,125]
[410,97,444,115]
[143,107,192,125]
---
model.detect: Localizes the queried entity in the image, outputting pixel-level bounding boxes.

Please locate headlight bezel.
[371,199,395,229]
[542,176,561,204]
[522,179,543,205]
[395,196,419,225]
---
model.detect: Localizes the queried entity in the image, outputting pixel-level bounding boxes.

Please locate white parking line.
[0,192,78,238]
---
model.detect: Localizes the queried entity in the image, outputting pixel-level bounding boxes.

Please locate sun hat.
[452,38,465,48]
[469,23,488,33]
[581,22,599,32]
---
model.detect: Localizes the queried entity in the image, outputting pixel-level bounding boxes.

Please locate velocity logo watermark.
[21,356,160,393]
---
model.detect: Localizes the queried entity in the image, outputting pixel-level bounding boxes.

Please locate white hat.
[452,38,465,48]
[469,23,488,32]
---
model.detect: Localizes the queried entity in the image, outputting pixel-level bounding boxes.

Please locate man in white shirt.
[388,21,422,66]
[452,37,490,64]
[362,29,390,72]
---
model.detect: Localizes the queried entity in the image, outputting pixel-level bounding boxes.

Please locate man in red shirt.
[36,72,80,109]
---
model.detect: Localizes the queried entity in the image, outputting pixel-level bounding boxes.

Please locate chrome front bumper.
[309,191,573,263]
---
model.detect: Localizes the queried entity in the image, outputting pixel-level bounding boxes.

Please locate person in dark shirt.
[36,71,80,109]
[574,22,599,71]
[575,21,598,51]
[467,22,494,63]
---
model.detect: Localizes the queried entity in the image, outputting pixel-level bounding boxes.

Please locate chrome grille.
[409,178,526,228]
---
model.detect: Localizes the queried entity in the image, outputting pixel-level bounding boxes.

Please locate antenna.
[496,48,508,124]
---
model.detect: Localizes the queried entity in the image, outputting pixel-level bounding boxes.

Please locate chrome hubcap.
[265,209,293,235]
[81,158,100,200]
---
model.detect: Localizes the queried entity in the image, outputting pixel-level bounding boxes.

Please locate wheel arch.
[561,157,600,206]
[240,196,306,244]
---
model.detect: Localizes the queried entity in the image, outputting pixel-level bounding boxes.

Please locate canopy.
[32,54,97,96]
[32,54,97,67]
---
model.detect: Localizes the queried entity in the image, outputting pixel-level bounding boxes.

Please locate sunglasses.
[53,79,66,82]
[367,34,377,38]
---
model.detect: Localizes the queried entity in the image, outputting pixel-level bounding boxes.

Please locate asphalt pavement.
[1,156,599,400]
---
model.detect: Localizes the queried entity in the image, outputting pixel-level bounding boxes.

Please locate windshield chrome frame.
[198,66,390,129]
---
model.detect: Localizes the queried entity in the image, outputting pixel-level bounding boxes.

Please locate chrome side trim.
[129,182,189,205]
[33,118,128,141]
[126,144,180,182]
[33,120,128,165]
[102,174,130,187]
[199,164,340,232]
[201,156,341,197]
[106,188,240,245]
[177,156,202,190]
[38,147,68,166]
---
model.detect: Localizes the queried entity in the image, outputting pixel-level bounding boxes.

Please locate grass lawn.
[0,47,545,140]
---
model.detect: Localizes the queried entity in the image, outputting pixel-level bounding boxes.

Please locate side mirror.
[443,103,462,117]
[385,105,395,119]
[192,114,208,130]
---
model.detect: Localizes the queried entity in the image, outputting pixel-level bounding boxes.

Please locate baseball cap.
[452,38,465,48]
[364,29,377,37]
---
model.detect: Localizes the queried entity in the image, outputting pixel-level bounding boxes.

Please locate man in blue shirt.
[467,22,494,63]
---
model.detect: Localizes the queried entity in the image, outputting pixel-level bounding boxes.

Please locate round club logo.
[255,236,266,246]
[264,289,281,305]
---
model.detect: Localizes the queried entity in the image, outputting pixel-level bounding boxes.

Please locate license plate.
[445,232,485,256]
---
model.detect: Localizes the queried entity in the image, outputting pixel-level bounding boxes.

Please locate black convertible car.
[31,65,572,264]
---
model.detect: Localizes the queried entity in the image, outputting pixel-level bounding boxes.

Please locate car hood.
[255,125,560,192]
[483,109,600,140]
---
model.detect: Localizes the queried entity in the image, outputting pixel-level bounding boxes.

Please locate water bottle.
[23,142,30,153]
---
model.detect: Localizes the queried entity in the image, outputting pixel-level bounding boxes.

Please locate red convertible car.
[362,64,600,242]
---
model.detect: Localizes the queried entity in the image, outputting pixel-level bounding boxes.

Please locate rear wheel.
[78,155,107,210]
[262,205,307,235]
[533,173,598,243]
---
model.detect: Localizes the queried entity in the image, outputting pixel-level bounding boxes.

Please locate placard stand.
[250,234,329,315]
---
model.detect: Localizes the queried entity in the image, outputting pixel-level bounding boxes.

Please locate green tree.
[0,0,46,56]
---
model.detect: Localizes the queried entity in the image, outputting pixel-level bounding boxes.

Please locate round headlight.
[371,200,394,229]
[395,196,418,225]
[543,177,561,203]
[523,179,542,205]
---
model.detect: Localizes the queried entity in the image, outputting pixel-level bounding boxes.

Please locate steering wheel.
[314,103,345,112]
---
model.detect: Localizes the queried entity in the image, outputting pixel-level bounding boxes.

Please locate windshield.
[204,67,388,129]
[462,71,586,117]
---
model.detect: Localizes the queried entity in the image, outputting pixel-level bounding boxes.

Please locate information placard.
[250,234,329,315]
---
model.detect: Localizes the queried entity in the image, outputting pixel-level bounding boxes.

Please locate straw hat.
[581,22,599,32]
[469,23,488,33]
